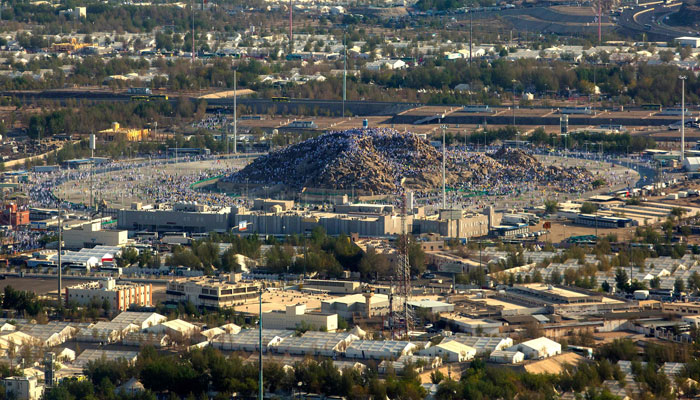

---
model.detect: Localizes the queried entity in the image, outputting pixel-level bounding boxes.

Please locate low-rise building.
[663,302,700,315]
[110,311,167,330]
[166,275,261,309]
[145,319,200,338]
[447,336,513,354]
[345,340,417,360]
[122,332,169,348]
[489,350,525,364]
[75,321,139,343]
[211,329,294,353]
[98,122,150,142]
[321,293,391,319]
[4,376,44,400]
[418,341,476,362]
[262,304,338,332]
[65,278,152,311]
[117,203,234,233]
[408,299,455,313]
[303,279,360,294]
[62,221,128,249]
[17,322,77,347]
[507,337,561,360]
[440,314,503,335]
[274,331,358,357]
[73,349,139,369]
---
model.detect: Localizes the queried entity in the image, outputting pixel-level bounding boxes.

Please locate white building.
[322,293,391,319]
[489,350,525,364]
[4,376,44,400]
[440,314,503,335]
[418,341,476,363]
[507,337,561,360]
[62,221,127,249]
[210,329,294,353]
[447,336,513,354]
[166,275,261,309]
[122,332,169,348]
[111,311,167,330]
[262,304,338,332]
[65,278,152,312]
[408,299,455,313]
[676,36,700,48]
[200,323,241,341]
[345,340,417,360]
[145,319,200,338]
[17,322,77,347]
[75,321,139,343]
[683,157,700,172]
[274,331,358,357]
[73,349,139,369]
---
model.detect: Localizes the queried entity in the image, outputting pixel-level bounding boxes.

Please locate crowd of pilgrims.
[28,155,245,211]
[26,128,632,218]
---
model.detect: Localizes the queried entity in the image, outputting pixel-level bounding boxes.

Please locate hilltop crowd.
[224,128,597,199]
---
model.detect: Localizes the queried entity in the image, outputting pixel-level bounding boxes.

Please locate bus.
[641,103,662,111]
[167,148,211,156]
[271,96,291,102]
[560,106,592,115]
[660,107,691,116]
[127,87,152,95]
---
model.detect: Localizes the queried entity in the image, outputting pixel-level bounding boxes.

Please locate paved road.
[619,2,688,40]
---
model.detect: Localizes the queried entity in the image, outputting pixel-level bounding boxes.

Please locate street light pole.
[680,75,687,163]
[512,80,517,147]
[343,33,347,118]
[259,289,263,400]
[57,203,62,308]
[234,69,237,154]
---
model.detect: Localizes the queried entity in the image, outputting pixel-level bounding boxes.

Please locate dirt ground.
[0,277,59,295]
[531,220,636,243]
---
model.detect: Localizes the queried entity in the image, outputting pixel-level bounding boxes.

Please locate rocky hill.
[223,128,594,194]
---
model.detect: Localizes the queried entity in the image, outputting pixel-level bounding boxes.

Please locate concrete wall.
[391,113,679,127]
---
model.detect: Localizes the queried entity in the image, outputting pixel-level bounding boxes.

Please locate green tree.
[581,202,599,214]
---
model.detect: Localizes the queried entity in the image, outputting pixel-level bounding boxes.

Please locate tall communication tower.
[392,192,412,337]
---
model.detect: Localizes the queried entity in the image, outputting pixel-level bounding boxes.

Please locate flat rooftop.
[521,283,588,299]
[467,296,527,311]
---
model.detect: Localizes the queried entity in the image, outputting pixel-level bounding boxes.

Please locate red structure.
[1,204,29,227]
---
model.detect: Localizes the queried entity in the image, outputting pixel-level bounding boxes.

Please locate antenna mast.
[393,192,412,337]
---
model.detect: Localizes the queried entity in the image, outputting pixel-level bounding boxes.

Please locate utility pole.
[469,11,473,65]
[598,0,602,45]
[234,69,237,154]
[442,124,446,209]
[342,33,347,118]
[258,289,263,400]
[57,204,62,308]
[289,0,293,54]
[89,133,95,211]
[680,75,687,163]
[191,0,195,62]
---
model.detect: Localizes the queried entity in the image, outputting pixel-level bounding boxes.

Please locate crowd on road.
[192,115,231,130]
